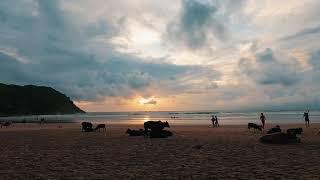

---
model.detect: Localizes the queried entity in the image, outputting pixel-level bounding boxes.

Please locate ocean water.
[1,111,320,126]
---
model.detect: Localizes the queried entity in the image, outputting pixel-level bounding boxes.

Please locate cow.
[39,118,45,125]
[81,122,93,132]
[286,128,303,139]
[260,132,289,144]
[267,125,281,134]
[149,130,173,138]
[126,129,145,136]
[248,123,262,132]
[94,124,106,132]
[144,121,170,134]
[1,121,12,128]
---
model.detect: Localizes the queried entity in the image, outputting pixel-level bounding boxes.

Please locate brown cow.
[94,124,106,132]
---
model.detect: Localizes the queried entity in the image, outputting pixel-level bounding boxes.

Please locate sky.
[1,0,320,112]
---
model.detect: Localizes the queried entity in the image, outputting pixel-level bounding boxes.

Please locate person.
[260,113,266,129]
[303,110,310,128]
[215,115,219,127]
[211,115,216,128]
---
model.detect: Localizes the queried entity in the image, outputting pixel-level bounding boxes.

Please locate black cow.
[94,124,106,132]
[126,129,145,136]
[1,121,12,128]
[81,122,93,132]
[267,125,281,134]
[248,123,262,132]
[286,128,303,139]
[144,121,170,134]
[260,132,289,144]
[149,130,173,138]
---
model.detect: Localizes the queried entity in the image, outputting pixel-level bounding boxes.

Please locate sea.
[1,111,320,126]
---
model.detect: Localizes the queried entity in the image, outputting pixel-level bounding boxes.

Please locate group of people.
[211,110,311,128]
[259,111,311,129]
[211,115,219,127]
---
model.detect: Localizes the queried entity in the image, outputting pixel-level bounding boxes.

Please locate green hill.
[0,83,85,116]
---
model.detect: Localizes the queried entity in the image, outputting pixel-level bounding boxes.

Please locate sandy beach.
[0,122,320,179]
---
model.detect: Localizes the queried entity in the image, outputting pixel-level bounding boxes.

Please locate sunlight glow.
[138,97,157,105]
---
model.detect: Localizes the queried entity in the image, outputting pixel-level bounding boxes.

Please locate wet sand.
[0,123,320,179]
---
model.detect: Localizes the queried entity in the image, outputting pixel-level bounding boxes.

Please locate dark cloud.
[239,48,301,86]
[167,0,228,49]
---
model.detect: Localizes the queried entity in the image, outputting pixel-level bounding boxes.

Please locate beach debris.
[126,129,145,136]
[94,124,106,132]
[81,122,94,132]
[248,123,262,132]
[267,125,281,134]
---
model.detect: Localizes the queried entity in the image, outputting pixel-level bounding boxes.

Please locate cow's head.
[164,121,170,128]
[126,129,131,134]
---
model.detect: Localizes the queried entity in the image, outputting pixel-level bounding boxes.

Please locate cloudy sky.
[1,0,320,112]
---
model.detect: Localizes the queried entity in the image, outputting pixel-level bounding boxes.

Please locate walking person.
[303,110,310,128]
[211,115,216,128]
[215,115,219,127]
[260,113,266,129]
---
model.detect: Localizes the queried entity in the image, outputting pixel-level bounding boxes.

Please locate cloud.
[280,25,320,41]
[239,48,301,86]
[0,0,220,102]
[141,99,157,105]
[167,0,228,49]
[2,0,320,111]
[309,50,320,70]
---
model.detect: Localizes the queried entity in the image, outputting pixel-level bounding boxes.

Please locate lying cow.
[267,125,281,134]
[260,132,288,144]
[150,130,173,138]
[126,129,145,136]
[144,121,170,134]
[248,123,262,132]
[286,128,303,139]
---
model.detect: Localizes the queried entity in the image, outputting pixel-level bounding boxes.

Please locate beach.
[0,123,320,179]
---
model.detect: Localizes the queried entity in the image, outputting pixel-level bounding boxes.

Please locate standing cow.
[144,121,170,134]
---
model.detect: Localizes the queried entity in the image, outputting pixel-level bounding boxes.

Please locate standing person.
[215,115,219,127]
[303,110,310,128]
[211,115,216,128]
[260,113,266,129]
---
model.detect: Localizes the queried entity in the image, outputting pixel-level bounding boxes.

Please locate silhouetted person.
[260,113,266,129]
[303,110,310,128]
[215,115,219,127]
[211,115,215,127]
